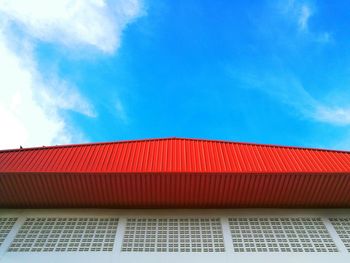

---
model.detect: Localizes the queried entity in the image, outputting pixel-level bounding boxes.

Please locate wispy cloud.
[115,98,129,124]
[230,68,350,126]
[276,0,332,43]
[314,107,350,126]
[298,4,311,31]
[38,78,97,118]
[277,0,313,31]
[0,0,143,149]
[243,1,344,125]
[0,0,143,53]
[0,33,71,148]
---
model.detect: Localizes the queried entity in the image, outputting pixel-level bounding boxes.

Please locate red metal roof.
[0,137,350,208]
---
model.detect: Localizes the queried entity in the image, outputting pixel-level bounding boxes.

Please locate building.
[0,137,350,262]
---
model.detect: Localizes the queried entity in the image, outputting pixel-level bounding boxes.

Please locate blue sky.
[0,0,350,150]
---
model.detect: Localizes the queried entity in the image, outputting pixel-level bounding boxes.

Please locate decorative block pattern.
[122,218,225,252]
[8,217,118,252]
[329,218,350,252]
[228,217,338,252]
[0,218,17,246]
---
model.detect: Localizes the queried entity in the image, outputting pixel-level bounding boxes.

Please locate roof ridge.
[0,137,349,154]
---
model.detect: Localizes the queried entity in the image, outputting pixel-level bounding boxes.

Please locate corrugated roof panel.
[1,138,350,208]
[0,173,350,208]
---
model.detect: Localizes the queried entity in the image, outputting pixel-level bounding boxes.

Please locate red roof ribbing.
[0,137,350,208]
[0,137,350,173]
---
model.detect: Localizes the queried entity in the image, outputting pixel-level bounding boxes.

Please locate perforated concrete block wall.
[0,209,350,263]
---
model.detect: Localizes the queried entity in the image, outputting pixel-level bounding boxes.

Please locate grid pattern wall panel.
[122,218,225,252]
[228,217,338,252]
[8,217,118,252]
[329,218,350,252]
[0,218,17,246]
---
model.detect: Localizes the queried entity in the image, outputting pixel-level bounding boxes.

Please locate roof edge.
[0,137,349,154]
[1,171,350,175]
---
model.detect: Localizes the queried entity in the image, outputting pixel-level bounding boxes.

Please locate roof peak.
[0,137,349,154]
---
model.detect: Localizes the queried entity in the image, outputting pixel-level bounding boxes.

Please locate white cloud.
[38,78,97,118]
[0,0,143,53]
[115,98,128,123]
[230,69,350,126]
[0,0,143,149]
[314,106,350,126]
[315,32,333,43]
[0,33,69,149]
[276,0,332,42]
[278,0,312,31]
[298,4,311,31]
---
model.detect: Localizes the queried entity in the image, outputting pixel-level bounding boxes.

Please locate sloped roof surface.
[0,137,350,173]
[1,138,350,208]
